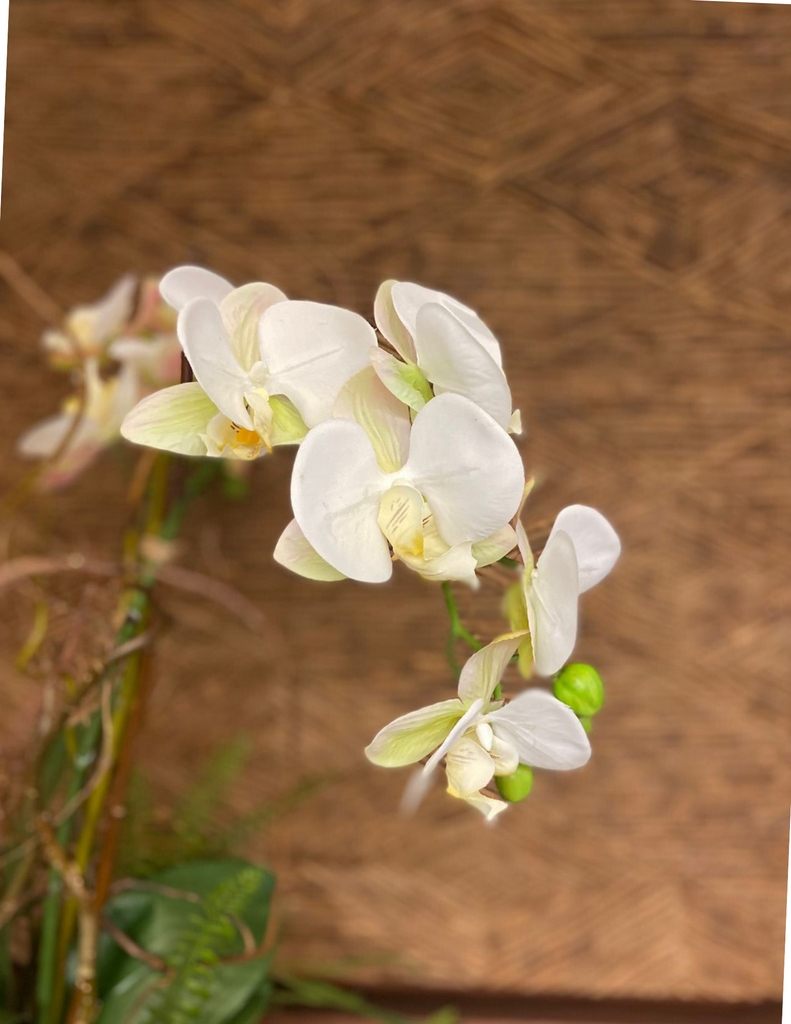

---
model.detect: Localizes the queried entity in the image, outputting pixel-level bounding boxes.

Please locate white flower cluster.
[107,265,620,819]
[14,264,621,821]
[366,632,593,821]
[18,276,182,489]
[119,267,533,584]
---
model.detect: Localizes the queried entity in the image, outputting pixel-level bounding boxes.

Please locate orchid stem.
[441,582,483,676]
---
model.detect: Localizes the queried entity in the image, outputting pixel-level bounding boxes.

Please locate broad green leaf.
[97,859,275,1024]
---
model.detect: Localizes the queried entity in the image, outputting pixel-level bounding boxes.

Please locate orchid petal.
[109,336,182,389]
[219,282,287,372]
[515,519,533,573]
[22,418,105,490]
[457,631,528,706]
[69,274,137,345]
[378,484,424,558]
[489,734,520,776]
[503,583,534,678]
[273,519,346,582]
[404,541,479,587]
[508,409,523,435]
[404,393,524,546]
[290,417,391,582]
[365,699,466,767]
[177,298,252,429]
[109,362,142,425]
[453,789,508,821]
[425,698,485,774]
[445,737,495,796]
[370,347,431,413]
[391,281,503,367]
[245,389,274,445]
[528,529,579,676]
[334,367,410,473]
[373,280,416,362]
[548,505,621,593]
[401,697,485,813]
[269,395,308,446]
[17,414,75,459]
[487,689,591,770]
[414,303,512,429]
[120,382,218,456]
[472,524,518,568]
[260,301,376,428]
[160,265,233,311]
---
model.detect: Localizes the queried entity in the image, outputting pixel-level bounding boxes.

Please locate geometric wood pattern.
[0,0,789,1003]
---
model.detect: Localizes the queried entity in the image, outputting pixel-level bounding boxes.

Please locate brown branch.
[109,878,202,904]
[0,249,64,326]
[0,555,121,593]
[35,819,91,909]
[101,914,168,972]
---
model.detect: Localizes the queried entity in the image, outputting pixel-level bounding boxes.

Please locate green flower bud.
[495,764,533,802]
[553,663,604,717]
[578,715,592,734]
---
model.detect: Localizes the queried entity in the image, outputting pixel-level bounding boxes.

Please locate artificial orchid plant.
[1,264,619,1023]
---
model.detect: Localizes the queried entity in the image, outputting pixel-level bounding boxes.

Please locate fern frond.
[144,866,264,1024]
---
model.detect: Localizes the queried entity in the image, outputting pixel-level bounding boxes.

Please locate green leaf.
[273,976,456,1024]
[97,859,275,1024]
[224,982,272,1024]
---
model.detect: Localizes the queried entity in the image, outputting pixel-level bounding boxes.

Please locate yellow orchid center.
[232,424,261,447]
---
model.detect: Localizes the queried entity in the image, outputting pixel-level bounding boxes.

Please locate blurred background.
[0,0,789,1020]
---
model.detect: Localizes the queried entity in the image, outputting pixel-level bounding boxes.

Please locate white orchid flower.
[18,360,141,489]
[43,275,138,369]
[279,369,524,584]
[276,369,515,585]
[372,280,521,434]
[508,506,621,677]
[366,631,591,820]
[121,265,377,459]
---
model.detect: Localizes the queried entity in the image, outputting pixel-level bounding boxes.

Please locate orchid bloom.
[507,506,621,677]
[43,275,138,369]
[275,369,524,584]
[366,632,592,820]
[372,280,521,434]
[18,360,140,489]
[108,277,181,389]
[120,265,377,460]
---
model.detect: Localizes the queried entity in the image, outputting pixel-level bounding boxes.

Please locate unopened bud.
[553,663,604,717]
[495,764,533,802]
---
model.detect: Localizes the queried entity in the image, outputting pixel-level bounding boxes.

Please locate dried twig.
[55,679,115,826]
[101,915,168,972]
[0,249,64,326]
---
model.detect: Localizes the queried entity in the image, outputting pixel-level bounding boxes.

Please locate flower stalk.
[441,581,483,675]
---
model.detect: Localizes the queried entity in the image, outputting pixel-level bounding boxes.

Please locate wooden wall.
[1,0,789,1005]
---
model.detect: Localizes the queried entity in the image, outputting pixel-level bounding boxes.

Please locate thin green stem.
[441,582,483,676]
